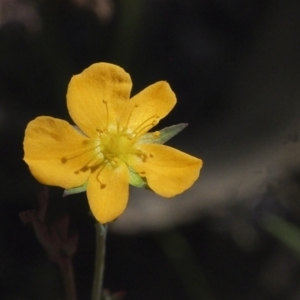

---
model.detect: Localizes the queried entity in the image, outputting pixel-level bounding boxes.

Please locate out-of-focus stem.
[59,259,77,300]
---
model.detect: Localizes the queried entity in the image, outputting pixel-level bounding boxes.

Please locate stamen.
[96,128,103,135]
[103,99,109,130]
[112,157,119,164]
[95,163,107,189]
[106,154,120,165]
[121,103,139,133]
[82,157,103,173]
[136,151,147,162]
[60,141,104,174]
[131,115,160,139]
[152,131,160,138]
[73,158,99,174]
[61,144,98,164]
[127,132,136,140]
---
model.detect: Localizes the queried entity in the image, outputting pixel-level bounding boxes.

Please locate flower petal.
[67,63,132,137]
[23,116,91,188]
[122,81,176,135]
[129,144,202,197]
[87,162,129,223]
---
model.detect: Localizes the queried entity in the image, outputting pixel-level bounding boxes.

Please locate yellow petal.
[67,63,132,137]
[87,162,129,223]
[129,144,202,197]
[23,116,91,188]
[121,81,176,135]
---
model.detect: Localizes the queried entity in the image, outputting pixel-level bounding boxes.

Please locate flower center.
[92,99,160,166]
[96,129,135,164]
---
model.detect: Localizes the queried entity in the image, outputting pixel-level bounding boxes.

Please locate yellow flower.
[23,63,203,224]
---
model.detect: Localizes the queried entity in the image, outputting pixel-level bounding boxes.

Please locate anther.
[112,157,119,164]
[127,132,136,140]
[136,151,147,162]
[96,128,103,135]
[81,165,90,172]
[152,131,160,138]
[61,157,67,163]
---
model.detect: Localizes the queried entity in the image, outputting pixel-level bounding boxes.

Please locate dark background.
[1,0,300,299]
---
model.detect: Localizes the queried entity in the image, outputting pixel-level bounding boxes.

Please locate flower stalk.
[91,223,108,300]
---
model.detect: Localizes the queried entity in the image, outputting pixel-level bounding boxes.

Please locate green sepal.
[128,166,147,188]
[137,123,188,145]
[63,181,88,197]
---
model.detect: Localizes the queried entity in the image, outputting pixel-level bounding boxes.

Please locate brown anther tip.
[61,157,67,163]
[100,183,106,189]
[81,165,90,172]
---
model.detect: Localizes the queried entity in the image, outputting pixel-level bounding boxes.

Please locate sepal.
[137,123,188,145]
[63,181,88,196]
[128,166,147,188]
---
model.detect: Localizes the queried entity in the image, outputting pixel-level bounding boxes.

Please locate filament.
[131,115,159,139]
[102,99,109,130]
[121,103,139,134]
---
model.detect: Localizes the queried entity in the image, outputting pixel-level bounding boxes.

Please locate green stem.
[91,223,108,300]
[59,259,77,300]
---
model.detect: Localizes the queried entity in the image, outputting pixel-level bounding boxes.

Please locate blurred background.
[1,0,300,299]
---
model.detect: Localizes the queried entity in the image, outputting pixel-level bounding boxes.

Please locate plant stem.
[59,259,77,300]
[91,223,108,300]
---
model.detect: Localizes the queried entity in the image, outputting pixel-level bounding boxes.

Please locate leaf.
[262,214,300,259]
